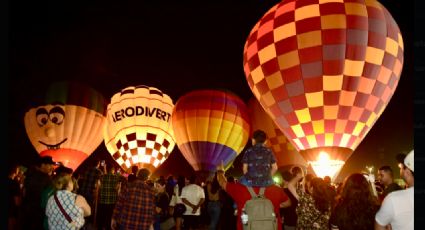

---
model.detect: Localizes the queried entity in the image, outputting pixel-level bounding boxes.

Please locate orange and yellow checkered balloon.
[243,0,403,162]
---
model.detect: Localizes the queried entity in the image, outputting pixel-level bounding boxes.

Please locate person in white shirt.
[375,150,414,230]
[181,174,205,230]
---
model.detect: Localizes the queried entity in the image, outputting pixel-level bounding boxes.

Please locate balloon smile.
[39,138,68,150]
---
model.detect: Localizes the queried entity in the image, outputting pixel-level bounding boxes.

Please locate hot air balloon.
[247,97,306,173]
[103,85,175,173]
[172,89,251,178]
[243,0,403,179]
[24,81,107,171]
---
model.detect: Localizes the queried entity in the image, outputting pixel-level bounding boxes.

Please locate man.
[98,164,126,230]
[375,150,414,230]
[280,170,298,230]
[78,160,105,226]
[377,165,402,200]
[181,174,205,230]
[239,130,278,187]
[21,156,56,229]
[111,168,156,230]
[217,169,291,230]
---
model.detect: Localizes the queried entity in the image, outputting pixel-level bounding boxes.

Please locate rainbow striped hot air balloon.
[24,81,107,170]
[103,86,175,173]
[248,97,306,173]
[243,0,403,175]
[172,89,251,175]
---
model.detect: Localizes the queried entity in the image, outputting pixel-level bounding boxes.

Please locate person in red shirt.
[217,169,291,230]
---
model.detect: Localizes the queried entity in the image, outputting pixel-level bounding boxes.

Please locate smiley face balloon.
[24,81,107,170]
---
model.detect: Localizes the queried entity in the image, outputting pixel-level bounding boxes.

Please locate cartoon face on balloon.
[24,82,107,170]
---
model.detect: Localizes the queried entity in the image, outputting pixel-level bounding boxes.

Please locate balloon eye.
[36,114,49,126]
[49,113,64,125]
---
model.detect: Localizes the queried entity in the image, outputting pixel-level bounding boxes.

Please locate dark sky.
[8,0,414,181]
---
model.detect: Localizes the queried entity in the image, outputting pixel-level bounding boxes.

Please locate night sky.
[8,0,414,181]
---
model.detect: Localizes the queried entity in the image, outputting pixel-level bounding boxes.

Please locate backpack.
[242,186,277,230]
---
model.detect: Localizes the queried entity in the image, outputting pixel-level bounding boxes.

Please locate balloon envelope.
[103,86,175,172]
[247,97,306,171]
[172,89,251,172]
[24,81,107,170]
[243,0,403,162]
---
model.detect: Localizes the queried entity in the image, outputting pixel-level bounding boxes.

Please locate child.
[239,129,278,187]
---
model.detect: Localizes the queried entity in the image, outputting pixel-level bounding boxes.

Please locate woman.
[288,175,332,230]
[206,173,222,230]
[45,173,91,229]
[169,175,186,230]
[329,173,380,230]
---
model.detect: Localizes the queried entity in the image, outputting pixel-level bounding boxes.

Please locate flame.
[309,151,345,181]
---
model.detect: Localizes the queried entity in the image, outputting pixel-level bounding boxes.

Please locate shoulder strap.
[54,193,73,223]
[258,187,266,196]
[246,186,258,198]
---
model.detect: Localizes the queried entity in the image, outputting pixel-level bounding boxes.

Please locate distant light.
[309,151,345,181]
[273,176,281,184]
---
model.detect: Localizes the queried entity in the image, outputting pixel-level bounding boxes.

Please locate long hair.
[310,177,332,214]
[177,175,186,196]
[333,173,379,229]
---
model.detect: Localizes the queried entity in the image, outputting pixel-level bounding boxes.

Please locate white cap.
[404,150,414,172]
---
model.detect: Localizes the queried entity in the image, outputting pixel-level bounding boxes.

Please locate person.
[111,168,156,230]
[329,173,380,230]
[169,175,186,230]
[288,175,332,230]
[41,166,74,230]
[127,165,139,183]
[377,165,402,201]
[21,156,56,230]
[217,169,291,230]
[239,129,278,187]
[8,164,22,230]
[45,172,91,229]
[165,175,176,199]
[97,165,125,230]
[206,172,222,230]
[181,174,205,230]
[78,160,105,226]
[280,170,298,230]
[375,150,414,230]
[218,176,237,230]
[153,178,171,230]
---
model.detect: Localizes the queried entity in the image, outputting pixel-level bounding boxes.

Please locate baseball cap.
[396,150,414,172]
[39,156,56,165]
[404,150,414,172]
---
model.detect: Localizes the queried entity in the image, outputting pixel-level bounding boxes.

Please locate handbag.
[174,203,187,216]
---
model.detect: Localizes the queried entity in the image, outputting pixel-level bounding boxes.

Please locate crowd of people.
[7,130,414,230]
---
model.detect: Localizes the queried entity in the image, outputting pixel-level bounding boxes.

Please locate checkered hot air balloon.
[243,0,403,164]
[172,89,251,175]
[103,86,176,173]
[248,97,306,172]
[24,81,107,171]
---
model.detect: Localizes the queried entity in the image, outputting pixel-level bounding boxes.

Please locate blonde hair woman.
[46,173,91,229]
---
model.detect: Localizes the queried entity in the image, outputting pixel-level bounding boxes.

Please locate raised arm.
[271,162,278,176]
[216,170,227,190]
[287,173,303,201]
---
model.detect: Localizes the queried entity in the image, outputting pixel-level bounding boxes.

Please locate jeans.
[207,201,221,230]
